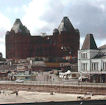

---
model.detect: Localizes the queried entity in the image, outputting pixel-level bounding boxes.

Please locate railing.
[0,80,106,87]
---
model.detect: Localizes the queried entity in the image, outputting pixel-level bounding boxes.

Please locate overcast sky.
[0,0,106,57]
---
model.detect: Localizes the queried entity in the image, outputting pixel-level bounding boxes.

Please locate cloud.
[6,7,20,14]
[22,0,106,43]
[66,0,106,39]
[0,0,105,58]
[0,12,11,57]
[0,12,11,31]
[22,0,68,34]
[22,0,50,35]
[65,0,106,47]
[96,39,106,47]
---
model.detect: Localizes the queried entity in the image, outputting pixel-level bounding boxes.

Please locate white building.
[59,70,79,79]
[78,34,106,82]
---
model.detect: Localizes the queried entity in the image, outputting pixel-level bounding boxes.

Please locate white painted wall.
[78,49,106,73]
[78,50,99,60]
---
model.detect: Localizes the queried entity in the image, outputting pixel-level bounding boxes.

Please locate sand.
[0,90,105,104]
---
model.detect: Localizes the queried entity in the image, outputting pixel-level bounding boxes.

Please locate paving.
[0,90,106,104]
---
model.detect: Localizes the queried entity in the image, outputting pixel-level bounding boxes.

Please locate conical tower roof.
[11,18,30,34]
[81,34,97,50]
[58,17,75,34]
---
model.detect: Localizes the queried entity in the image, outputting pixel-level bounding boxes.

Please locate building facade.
[78,34,106,82]
[5,17,80,59]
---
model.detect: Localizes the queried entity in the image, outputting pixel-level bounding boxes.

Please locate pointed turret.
[58,17,75,34]
[81,34,97,50]
[11,18,30,35]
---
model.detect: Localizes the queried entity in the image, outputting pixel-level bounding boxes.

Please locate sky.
[0,0,106,57]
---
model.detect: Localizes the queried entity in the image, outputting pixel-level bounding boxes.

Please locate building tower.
[55,17,80,57]
[5,19,30,59]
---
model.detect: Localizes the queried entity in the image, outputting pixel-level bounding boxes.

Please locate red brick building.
[5,17,80,59]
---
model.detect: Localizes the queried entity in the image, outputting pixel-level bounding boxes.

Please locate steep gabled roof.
[11,18,30,34]
[58,17,75,33]
[81,34,97,50]
[93,51,106,59]
[99,44,106,49]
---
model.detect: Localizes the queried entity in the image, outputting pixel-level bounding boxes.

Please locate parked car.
[15,79,24,83]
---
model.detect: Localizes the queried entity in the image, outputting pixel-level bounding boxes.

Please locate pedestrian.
[16,91,18,96]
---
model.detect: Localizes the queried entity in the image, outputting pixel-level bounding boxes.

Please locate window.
[81,63,87,71]
[25,77,29,80]
[81,53,87,58]
[91,62,98,71]
[103,62,106,71]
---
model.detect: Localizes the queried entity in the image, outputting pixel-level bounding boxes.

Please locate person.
[16,91,18,96]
